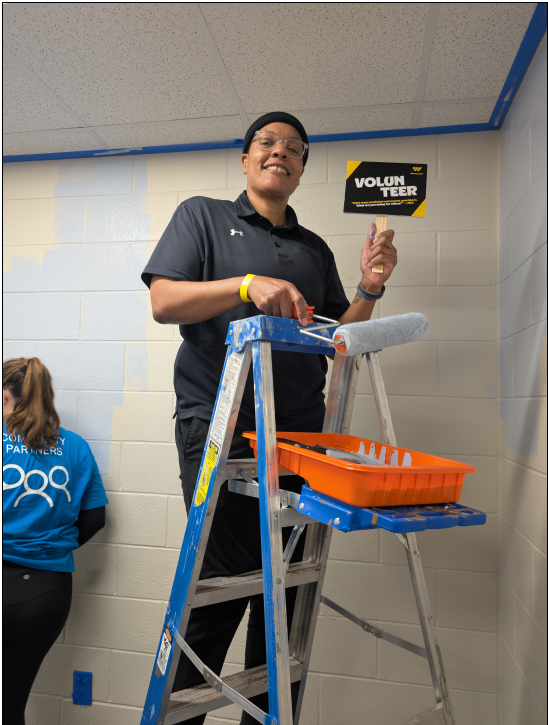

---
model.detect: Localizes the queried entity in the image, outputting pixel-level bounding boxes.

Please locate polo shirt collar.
[235,191,302,232]
[234,191,256,218]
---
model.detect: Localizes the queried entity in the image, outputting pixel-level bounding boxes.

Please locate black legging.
[3,564,72,725]
[2,507,104,723]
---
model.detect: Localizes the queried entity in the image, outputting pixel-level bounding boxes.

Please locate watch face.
[359,284,384,298]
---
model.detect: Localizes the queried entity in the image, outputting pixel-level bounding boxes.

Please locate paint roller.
[332,312,430,355]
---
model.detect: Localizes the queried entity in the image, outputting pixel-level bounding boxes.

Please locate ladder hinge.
[362,621,382,637]
[204,669,223,693]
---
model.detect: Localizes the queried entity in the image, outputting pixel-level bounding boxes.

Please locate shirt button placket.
[270,231,281,251]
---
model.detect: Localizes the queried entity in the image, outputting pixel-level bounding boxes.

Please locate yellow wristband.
[240,274,255,303]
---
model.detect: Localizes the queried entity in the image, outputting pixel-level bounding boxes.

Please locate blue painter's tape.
[72,670,92,706]
[3,139,244,163]
[490,3,548,128]
[3,125,494,163]
[307,123,494,143]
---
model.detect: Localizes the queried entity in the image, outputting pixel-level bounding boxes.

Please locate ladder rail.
[141,344,252,725]
[253,340,294,725]
[403,532,455,720]
[365,351,456,725]
[288,522,332,724]
[289,353,362,724]
[323,352,362,435]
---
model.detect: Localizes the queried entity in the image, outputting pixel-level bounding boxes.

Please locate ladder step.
[166,656,303,724]
[194,560,321,607]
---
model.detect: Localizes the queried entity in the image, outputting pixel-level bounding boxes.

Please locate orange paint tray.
[243,432,476,508]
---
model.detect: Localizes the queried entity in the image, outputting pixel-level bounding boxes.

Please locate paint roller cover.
[335,313,429,355]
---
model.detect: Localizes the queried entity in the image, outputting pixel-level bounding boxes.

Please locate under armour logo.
[230,229,243,236]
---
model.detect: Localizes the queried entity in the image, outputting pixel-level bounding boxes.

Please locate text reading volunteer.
[3,358,109,725]
[142,112,398,723]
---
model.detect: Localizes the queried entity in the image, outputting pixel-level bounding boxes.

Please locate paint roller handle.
[371,215,388,273]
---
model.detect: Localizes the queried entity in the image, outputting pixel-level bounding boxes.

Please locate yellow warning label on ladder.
[194,441,219,506]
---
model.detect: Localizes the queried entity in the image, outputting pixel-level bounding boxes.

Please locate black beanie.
[242,112,309,166]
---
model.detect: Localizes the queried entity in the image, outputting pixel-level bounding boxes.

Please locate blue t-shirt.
[3,424,109,572]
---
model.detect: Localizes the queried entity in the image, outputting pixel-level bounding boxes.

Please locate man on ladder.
[142,111,399,723]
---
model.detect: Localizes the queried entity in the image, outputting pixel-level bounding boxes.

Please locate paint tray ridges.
[243,432,476,508]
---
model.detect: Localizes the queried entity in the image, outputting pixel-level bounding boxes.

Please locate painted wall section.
[3,129,500,724]
[498,36,547,725]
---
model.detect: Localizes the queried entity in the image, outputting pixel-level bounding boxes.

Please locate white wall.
[3,129,500,724]
[498,36,547,725]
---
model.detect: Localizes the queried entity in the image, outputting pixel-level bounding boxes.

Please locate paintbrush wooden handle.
[372,215,388,273]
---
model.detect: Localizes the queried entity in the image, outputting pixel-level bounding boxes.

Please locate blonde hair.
[3,357,60,451]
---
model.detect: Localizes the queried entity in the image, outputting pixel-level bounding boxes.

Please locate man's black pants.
[174,416,312,725]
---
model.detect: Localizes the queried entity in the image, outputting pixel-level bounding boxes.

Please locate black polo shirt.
[142,191,349,432]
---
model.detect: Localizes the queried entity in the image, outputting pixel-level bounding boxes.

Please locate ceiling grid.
[3,42,107,147]
[2,2,545,161]
[411,3,441,128]
[188,3,250,130]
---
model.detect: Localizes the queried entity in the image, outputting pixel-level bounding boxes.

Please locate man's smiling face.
[242,122,305,200]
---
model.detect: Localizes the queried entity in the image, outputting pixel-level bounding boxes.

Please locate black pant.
[174,417,313,725]
[3,561,72,725]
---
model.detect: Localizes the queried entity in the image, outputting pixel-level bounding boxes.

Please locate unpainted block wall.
[498,37,547,725]
[3,129,500,724]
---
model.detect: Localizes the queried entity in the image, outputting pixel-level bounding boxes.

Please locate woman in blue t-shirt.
[3,357,109,725]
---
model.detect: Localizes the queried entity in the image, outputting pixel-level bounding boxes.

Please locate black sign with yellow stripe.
[344,161,427,217]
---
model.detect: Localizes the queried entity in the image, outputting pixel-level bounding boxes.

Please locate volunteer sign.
[344,161,427,217]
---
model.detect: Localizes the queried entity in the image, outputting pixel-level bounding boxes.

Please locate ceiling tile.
[2,2,542,158]
[3,129,100,156]
[2,3,238,126]
[201,2,430,111]
[2,52,81,133]
[424,3,536,101]
[248,106,414,136]
[95,116,246,148]
[419,101,495,127]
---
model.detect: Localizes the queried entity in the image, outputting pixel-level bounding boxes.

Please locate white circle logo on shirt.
[3,464,70,508]
[49,466,71,502]
[3,464,24,489]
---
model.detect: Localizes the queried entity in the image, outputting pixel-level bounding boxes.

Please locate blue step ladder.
[141,315,486,725]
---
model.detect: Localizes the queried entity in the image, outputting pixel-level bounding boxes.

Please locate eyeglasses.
[253,130,308,159]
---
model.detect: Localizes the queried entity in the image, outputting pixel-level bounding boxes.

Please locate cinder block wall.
[3,129,500,724]
[498,37,547,725]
